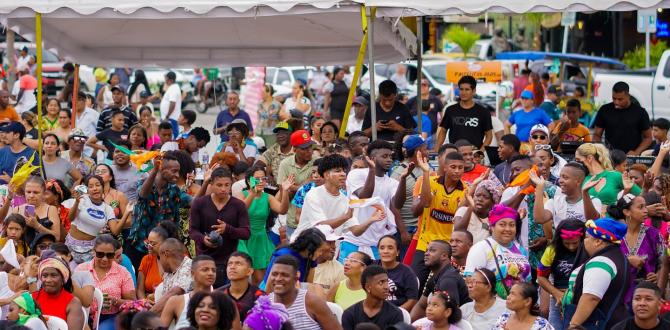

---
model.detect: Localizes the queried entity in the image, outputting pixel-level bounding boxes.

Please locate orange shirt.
[138,254,162,294]
[461,163,488,185]
[0,106,19,122]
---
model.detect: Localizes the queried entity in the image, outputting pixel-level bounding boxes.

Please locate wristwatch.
[26,276,37,285]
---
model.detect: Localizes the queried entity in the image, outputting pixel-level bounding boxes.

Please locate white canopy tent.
[1,2,416,67]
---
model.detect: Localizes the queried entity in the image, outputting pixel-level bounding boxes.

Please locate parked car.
[265,66,315,96]
[594,50,670,119]
[1,42,95,96]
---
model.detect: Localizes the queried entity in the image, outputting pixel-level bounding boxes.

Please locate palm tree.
[445,25,481,58]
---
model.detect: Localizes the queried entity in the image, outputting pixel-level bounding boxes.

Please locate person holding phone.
[281,80,312,121]
[0,176,61,245]
[362,80,416,142]
[234,166,294,285]
[65,175,131,264]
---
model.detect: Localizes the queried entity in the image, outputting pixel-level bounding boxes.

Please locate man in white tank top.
[267,255,342,330]
[160,255,216,328]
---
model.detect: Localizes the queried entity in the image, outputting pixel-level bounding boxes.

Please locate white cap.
[530,124,550,137]
[315,224,344,241]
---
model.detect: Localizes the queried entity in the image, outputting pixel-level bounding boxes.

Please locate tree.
[445,25,480,58]
[623,41,668,70]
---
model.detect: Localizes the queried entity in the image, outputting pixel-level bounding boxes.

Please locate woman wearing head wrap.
[7,292,47,330]
[463,204,531,299]
[608,192,664,307]
[562,217,629,329]
[454,179,501,242]
[243,295,293,330]
[32,257,85,330]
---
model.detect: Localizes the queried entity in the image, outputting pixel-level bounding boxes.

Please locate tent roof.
[1,2,416,67]
[2,0,669,67]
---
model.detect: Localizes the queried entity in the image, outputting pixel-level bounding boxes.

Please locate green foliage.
[622,40,669,70]
[444,25,480,58]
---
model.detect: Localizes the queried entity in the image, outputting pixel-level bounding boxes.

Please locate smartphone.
[380,120,389,124]
[25,204,35,217]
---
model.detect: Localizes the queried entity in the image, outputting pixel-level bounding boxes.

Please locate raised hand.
[401,162,416,179]
[365,156,376,170]
[415,151,430,172]
[472,168,491,187]
[281,174,296,191]
[623,171,634,192]
[582,177,604,192]
[204,162,220,182]
[528,169,545,187]
[661,140,670,154]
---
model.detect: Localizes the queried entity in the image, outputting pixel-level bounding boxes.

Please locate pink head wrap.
[488,204,519,226]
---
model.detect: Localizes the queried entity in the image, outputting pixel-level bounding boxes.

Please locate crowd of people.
[0,61,668,330]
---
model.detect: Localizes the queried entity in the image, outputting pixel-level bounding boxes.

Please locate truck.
[593,50,670,119]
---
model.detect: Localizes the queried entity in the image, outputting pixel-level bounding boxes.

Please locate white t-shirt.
[11,81,36,114]
[464,237,531,285]
[455,206,490,243]
[544,189,602,227]
[283,96,311,116]
[501,186,529,248]
[63,195,115,236]
[160,83,182,121]
[17,55,31,72]
[292,185,353,242]
[460,297,508,330]
[574,256,618,299]
[342,169,398,247]
[224,144,259,160]
[346,111,364,134]
[232,179,246,198]
[489,116,505,147]
[24,318,48,330]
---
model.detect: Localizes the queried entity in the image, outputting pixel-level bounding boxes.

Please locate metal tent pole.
[367,7,377,141]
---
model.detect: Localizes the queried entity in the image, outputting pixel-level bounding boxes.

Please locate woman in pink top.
[139,106,160,149]
[75,234,135,330]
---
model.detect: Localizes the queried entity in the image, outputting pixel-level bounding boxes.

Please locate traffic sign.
[638,9,657,33]
[561,12,576,27]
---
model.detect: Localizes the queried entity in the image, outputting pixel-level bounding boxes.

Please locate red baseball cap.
[290,130,316,149]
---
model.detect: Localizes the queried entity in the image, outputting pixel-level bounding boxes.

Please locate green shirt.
[584,170,641,206]
[278,155,315,228]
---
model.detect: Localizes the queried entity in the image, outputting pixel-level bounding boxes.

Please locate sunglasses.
[534,144,552,151]
[531,135,547,140]
[71,137,86,142]
[95,251,116,259]
[521,97,532,100]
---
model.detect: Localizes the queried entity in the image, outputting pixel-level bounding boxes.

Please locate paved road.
[189,105,222,160]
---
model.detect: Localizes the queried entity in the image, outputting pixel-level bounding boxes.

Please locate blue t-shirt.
[260,247,315,291]
[508,108,552,142]
[120,254,137,286]
[0,146,38,184]
[413,113,434,149]
[214,109,254,141]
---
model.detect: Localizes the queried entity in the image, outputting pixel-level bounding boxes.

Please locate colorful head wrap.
[560,228,584,240]
[585,218,627,244]
[13,292,42,326]
[475,180,502,204]
[38,257,70,284]
[488,204,518,226]
[243,295,290,330]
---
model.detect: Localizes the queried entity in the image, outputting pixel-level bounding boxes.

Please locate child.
[412,290,464,330]
[177,109,197,139]
[550,98,591,151]
[86,110,128,161]
[537,219,586,330]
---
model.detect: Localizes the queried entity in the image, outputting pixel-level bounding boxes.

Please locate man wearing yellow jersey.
[411,151,466,290]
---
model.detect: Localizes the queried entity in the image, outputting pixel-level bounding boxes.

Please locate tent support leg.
[339,6,370,139]
[416,17,423,137]
[367,7,377,141]
[35,13,44,167]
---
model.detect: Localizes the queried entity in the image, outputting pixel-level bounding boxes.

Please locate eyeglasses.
[144,240,159,248]
[95,251,116,259]
[466,279,489,286]
[531,135,547,140]
[344,257,366,266]
[94,169,110,175]
[255,176,268,182]
[71,137,86,142]
[534,144,552,150]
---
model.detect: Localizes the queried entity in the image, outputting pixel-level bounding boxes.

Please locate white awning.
[1,2,415,67]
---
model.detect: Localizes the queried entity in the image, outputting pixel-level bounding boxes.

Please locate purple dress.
[620,224,666,305]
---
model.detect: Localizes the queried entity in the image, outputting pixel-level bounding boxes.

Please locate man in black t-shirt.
[342,265,404,330]
[86,110,128,160]
[218,252,263,321]
[409,240,469,321]
[612,281,670,330]
[593,81,652,154]
[362,80,416,142]
[434,75,492,151]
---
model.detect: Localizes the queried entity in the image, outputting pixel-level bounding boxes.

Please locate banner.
[446,61,503,83]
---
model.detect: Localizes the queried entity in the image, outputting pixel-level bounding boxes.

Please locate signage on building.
[446,61,502,83]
